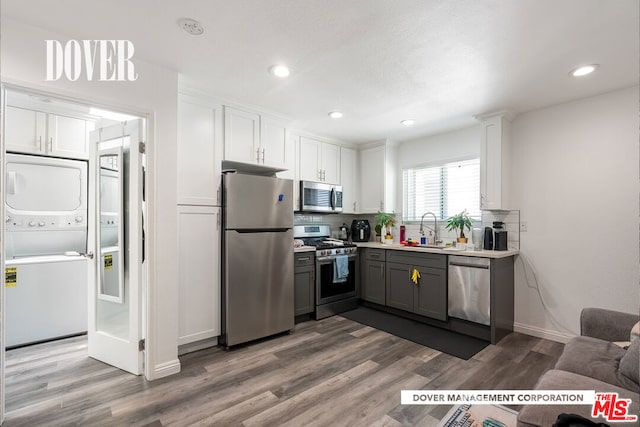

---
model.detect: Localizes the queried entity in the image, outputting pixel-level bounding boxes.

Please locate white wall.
[0,18,180,378]
[510,86,640,341]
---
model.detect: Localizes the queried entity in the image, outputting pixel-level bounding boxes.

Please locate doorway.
[0,85,149,419]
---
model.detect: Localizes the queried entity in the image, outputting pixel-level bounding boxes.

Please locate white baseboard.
[152,359,181,379]
[514,322,575,344]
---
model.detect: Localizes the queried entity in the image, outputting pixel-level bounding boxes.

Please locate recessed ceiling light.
[328,111,343,119]
[179,18,205,36]
[401,119,416,126]
[570,64,598,77]
[269,65,290,78]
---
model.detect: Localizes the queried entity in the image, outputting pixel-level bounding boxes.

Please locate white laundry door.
[88,120,145,375]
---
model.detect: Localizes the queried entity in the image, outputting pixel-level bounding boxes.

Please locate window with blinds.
[402,158,480,221]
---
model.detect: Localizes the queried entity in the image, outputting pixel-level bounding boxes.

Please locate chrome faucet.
[419,212,439,244]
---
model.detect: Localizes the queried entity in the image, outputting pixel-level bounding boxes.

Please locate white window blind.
[403,158,480,221]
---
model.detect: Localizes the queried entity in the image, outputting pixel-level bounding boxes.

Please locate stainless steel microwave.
[300,181,343,213]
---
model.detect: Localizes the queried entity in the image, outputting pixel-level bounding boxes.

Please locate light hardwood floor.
[4,315,564,426]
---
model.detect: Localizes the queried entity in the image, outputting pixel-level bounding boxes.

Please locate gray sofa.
[517,308,639,427]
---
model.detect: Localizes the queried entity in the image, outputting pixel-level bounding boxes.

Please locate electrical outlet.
[520,222,528,232]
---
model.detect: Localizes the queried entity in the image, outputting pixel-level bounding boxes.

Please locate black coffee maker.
[493,221,508,251]
[351,220,371,242]
[483,222,508,251]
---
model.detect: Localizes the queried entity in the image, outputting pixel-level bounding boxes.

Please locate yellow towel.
[411,268,421,284]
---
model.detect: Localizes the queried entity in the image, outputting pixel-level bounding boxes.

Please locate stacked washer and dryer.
[5,153,89,348]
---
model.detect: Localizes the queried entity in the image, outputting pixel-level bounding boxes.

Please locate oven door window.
[318,257,356,302]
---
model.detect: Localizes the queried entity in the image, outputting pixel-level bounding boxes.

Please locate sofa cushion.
[619,338,639,384]
[517,369,640,427]
[631,321,640,341]
[554,336,638,392]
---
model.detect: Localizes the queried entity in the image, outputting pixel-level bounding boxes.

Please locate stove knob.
[28,221,36,227]
[38,221,46,227]
[336,248,342,254]
[323,250,329,256]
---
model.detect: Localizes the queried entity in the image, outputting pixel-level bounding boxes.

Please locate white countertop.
[294,246,316,253]
[355,242,518,259]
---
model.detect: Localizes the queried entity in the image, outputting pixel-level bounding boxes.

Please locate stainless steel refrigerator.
[221,172,294,347]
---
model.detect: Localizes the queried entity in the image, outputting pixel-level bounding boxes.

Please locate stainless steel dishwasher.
[448,255,490,325]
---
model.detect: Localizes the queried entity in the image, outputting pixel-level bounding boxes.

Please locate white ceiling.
[2,0,638,144]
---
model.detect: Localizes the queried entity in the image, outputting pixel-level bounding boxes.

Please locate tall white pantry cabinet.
[176,93,222,349]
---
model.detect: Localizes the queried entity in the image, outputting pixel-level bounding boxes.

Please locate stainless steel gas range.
[294,225,358,319]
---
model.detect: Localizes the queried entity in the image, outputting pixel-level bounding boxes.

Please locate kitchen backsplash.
[295,210,520,250]
[294,213,377,239]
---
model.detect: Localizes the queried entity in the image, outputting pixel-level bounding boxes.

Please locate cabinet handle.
[353,201,356,211]
[261,148,265,163]
[379,201,383,211]
[256,148,261,163]
[297,257,310,262]
[216,211,220,230]
[49,137,53,152]
[322,170,326,181]
[217,188,221,205]
[381,264,384,278]
[318,170,322,180]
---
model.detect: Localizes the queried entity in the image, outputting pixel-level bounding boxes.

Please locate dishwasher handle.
[449,262,489,269]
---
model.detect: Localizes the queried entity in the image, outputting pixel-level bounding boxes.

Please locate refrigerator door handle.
[234,228,291,233]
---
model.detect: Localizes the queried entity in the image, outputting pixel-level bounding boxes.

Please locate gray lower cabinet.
[294,252,315,316]
[385,251,447,321]
[359,247,514,343]
[360,249,386,305]
[413,267,447,320]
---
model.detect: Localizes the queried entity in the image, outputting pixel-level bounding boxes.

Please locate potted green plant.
[445,209,473,243]
[375,211,396,244]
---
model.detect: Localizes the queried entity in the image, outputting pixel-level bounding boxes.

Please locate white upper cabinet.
[299,136,321,181]
[5,105,92,160]
[223,106,260,165]
[321,142,340,184]
[299,136,340,184]
[478,112,511,210]
[359,141,396,213]
[178,94,223,206]
[5,106,46,154]
[223,106,290,170]
[340,146,358,213]
[48,114,93,159]
[260,116,288,169]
